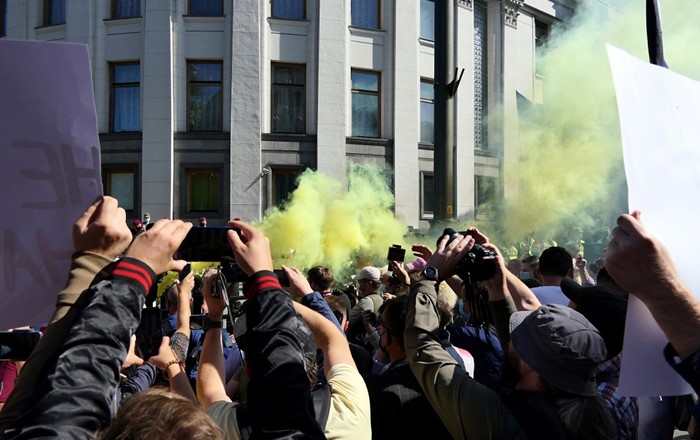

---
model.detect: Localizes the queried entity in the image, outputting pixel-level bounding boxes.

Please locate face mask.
[519,272,531,280]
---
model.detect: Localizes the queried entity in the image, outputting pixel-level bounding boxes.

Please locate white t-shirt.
[530,285,571,306]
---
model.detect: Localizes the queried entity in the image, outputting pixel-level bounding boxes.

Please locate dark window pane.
[189,63,222,82]
[46,0,66,25]
[273,65,304,85]
[272,170,299,206]
[420,81,434,100]
[272,88,304,134]
[114,64,140,83]
[189,85,223,131]
[351,71,379,92]
[189,170,219,211]
[420,101,434,144]
[272,0,304,20]
[474,0,488,149]
[351,93,379,138]
[1,0,7,37]
[420,0,434,41]
[475,176,496,213]
[351,0,378,29]
[114,87,141,132]
[189,0,222,16]
[423,174,434,215]
[114,0,140,18]
[107,171,135,210]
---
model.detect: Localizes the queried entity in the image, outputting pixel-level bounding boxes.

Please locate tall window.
[351,0,379,29]
[474,0,488,149]
[272,64,305,134]
[351,70,380,138]
[110,63,141,133]
[421,172,434,219]
[272,0,304,20]
[475,175,496,215]
[420,79,434,144]
[189,0,223,16]
[44,0,65,26]
[1,0,7,37]
[270,167,302,207]
[420,0,434,41]
[103,167,136,212]
[113,0,140,19]
[187,61,223,132]
[535,20,549,76]
[186,168,220,212]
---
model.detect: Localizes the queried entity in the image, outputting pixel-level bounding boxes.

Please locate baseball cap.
[406,257,427,271]
[560,278,627,357]
[357,266,381,282]
[509,304,607,396]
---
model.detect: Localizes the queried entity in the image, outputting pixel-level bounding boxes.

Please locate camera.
[439,228,497,282]
[387,244,406,262]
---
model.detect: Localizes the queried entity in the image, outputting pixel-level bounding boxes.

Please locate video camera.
[439,228,497,282]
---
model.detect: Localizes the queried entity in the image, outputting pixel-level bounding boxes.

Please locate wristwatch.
[203,316,223,332]
[421,266,440,282]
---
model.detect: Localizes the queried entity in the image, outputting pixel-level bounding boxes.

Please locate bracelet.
[163,359,182,369]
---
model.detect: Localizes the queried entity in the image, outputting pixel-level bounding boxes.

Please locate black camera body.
[387,244,406,262]
[440,228,497,282]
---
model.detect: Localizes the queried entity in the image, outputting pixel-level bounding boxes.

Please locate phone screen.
[175,227,239,262]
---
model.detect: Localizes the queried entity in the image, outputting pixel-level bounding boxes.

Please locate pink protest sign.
[0,40,102,329]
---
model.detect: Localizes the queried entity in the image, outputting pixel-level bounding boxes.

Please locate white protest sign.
[0,40,102,329]
[608,44,700,396]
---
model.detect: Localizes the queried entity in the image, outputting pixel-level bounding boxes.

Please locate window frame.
[350,69,381,139]
[419,78,434,145]
[350,0,380,30]
[186,60,224,132]
[102,165,138,216]
[265,164,306,209]
[420,171,434,220]
[474,175,497,217]
[182,165,224,216]
[43,0,66,26]
[271,62,306,135]
[109,61,141,133]
[111,0,141,19]
[188,0,224,16]
[419,0,434,42]
[271,0,305,20]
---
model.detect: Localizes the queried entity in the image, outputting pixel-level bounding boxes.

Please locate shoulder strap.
[312,383,332,430]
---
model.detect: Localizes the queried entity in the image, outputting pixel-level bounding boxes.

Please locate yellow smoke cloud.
[257,164,408,279]
[501,0,700,243]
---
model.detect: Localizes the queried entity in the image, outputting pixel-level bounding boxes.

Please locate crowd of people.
[0,196,699,439]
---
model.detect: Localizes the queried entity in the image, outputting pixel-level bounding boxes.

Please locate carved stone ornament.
[502,0,524,28]
[458,0,474,10]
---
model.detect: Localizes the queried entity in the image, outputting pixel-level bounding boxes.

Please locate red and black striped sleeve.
[244,270,282,301]
[108,258,157,294]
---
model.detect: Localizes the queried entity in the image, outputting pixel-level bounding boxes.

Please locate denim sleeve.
[244,271,325,439]
[2,258,154,440]
[120,363,158,400]
[301,291,343,334]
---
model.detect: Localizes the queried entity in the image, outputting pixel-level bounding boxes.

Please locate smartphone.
[387,244,406,262]
[0,330,41,361]
[175,227,240,262]
[135,307,163,360]
[190,314,205,330]
[179,263,192,282]
[274,269,291,288]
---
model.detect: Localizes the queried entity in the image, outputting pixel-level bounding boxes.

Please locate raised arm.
[292,302,355,372]
[3,209,190,439]
[196,269,231,411]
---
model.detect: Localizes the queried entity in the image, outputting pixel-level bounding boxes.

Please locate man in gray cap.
[405,232,616,439]
[349,266,384,323]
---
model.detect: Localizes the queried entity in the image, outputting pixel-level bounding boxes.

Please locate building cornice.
[502,0,524,28]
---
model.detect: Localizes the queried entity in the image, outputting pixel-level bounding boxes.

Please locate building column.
[393,1,420,227]
[141,0,174,218]
[315,0,347,178]
[229,0,263,221]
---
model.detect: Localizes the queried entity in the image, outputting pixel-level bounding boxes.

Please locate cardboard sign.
[608,44,700,396]
[0,40,102,329]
